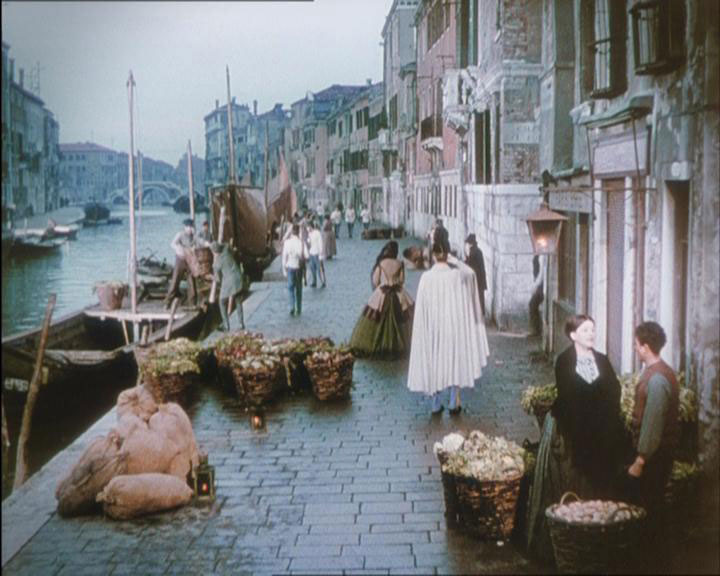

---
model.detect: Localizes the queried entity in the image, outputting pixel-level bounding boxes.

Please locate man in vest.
[627,320,680,565]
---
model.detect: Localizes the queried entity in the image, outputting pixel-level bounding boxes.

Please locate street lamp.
[526,202,567,254]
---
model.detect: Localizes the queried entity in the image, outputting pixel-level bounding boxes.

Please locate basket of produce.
[545,492,646,574]
[520,383,557,430]
[271,337,334,392]
[392,225,405,239]
[230,352,283,407]
[304,344,354,401]
[434,431,525,539]
[193,247,213,277]
[94,281,127,311]
[137,338,203,404]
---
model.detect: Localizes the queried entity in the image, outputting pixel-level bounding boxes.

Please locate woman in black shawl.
[526,314,629,564]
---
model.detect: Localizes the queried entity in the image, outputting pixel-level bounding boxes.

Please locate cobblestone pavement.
[5,233,557,575]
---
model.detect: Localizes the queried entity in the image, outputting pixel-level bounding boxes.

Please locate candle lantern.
[251,412,265,430]
[192,452,215,501]
[526,202,567,255]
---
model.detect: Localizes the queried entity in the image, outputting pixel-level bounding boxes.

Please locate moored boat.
[11,235,67,256]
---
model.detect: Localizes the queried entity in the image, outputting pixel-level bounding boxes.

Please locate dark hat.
[465,233,477,245]
[183,218,195,227]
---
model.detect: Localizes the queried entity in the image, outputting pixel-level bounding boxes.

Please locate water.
[1,208,207,499]
[2,209,200,335]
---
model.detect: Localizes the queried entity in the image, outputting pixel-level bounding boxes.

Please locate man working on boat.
[164,218,197,309]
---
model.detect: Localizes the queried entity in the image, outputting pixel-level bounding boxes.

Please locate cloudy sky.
[2,0,394,165]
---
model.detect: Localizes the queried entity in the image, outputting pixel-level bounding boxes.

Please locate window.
[630,1,685,74]
[474,110,491,184]
[329,120,337,135]
[389,96,398,130]
[458,0,478,67]
[338,121,343,137]
[427,0,450,50]
[557,212,577,304]
[582,0,626,99]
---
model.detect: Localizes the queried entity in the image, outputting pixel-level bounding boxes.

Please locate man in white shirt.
[164,218,197,308]
[330,205,343,238]
[282,224,308,315]
[307,220,326,288]
[360,205,371,232]
[345,205,356,239]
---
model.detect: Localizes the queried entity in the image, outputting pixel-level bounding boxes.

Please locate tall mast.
[187,139,195,221]
[264,120,269,214]
[225,66,237,185]
[127,71,138,326]
[137,150,143,215]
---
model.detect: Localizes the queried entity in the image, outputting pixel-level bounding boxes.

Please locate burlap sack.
[116,386,158,422]
[55,430,127,517]
[148,403,200,479]
[97,473,193,520]
[122,423,175,476]
[114,413,146,441]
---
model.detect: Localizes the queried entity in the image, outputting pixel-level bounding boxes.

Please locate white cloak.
[407,259,490,395]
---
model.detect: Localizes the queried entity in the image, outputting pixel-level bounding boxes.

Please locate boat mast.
[126,71,138,335]
[137,150,143,215]
[187,139,195,221]
[226,66,237,185]
[264,119,269,220]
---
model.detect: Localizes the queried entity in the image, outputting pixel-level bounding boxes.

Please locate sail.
[266,149,295,228]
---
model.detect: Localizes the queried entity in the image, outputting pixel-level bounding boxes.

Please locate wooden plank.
[84,309,188,322]
[121,319,130,345]
[165,298,180,341]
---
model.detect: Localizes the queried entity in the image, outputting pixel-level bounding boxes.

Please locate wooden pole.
[187,140,195,222]
[209,205,226,304]
[165,297,180,341]
[225,66,237,185]
[14,293,56,488]
[127,72,139,337]
[137,150,144,216]
[264,120,269,215]
[2,395,10,487]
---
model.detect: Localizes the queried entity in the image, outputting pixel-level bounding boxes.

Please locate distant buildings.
[2,42,61,222]
[203,99,286,192]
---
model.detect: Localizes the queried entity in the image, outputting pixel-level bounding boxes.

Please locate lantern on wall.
[192,452,215,501]
[250,411,266,431]
[526,203,567,255]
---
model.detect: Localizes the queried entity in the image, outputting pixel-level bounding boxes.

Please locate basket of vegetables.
[272,337,334,392]
[304,344,354,401]
[137,338,203,404]
[213,331,265,391]
[434,431,525,539]
[230,351,283,407]
[545,492,646,574]
[520,383,557,430]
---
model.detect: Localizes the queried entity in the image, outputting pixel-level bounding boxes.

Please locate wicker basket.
[231,362,282,407]
[95,282,126,311]
[305,353,354,401]
[545,492,646,574]
[142,371,197,404]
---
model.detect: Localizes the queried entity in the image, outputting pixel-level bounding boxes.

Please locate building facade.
[381,0,419,229]
[538,0,718,470]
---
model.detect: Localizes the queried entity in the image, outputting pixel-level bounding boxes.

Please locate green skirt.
[349,292,412,360]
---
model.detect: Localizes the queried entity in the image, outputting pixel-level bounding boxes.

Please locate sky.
[2,0,395,166]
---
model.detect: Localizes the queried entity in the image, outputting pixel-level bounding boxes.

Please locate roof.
[11,82,44,106]
[291,84,367,107]
[59,142,116,154]
[382,0,420,38]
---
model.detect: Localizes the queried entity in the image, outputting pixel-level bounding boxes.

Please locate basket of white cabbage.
[434,431,525,539]
[230,346,283,407]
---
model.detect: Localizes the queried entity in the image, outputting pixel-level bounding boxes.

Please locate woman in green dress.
[211,242,245,331]
[349,241,414,359]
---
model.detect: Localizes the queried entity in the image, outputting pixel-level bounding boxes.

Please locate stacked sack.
[56,386,200,520]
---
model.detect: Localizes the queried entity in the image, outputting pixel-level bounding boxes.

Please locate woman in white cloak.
[407,240,490,414]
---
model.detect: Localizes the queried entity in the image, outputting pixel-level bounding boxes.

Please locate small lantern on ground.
[251,411,265,430]
[192,452,215,501]
[526,203,568,255]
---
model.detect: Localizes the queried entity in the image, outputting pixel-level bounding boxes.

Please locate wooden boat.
[11,235,67,256]
[1,299,216,391]
[172,193,208,215]
[1,229,13,261]
[138,255,173,279]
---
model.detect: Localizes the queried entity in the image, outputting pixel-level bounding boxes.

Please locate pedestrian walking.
[164,218,197,308]
[345,205,356,238]
[307,220,326,288]
[349,241,414,358]
[211,241,244,331]
[407,240,489,415]
[331,204,343,239]
[360,204,371,232]
[282,223,308,316]
[464,234,487,317]
[322,215,337,260]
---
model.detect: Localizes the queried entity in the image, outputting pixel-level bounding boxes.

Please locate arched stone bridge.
[109,181,185,206]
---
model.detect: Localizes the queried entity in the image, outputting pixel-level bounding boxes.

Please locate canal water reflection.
[2,209,202,335]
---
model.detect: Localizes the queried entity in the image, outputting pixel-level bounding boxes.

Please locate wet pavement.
[1,232,576,575]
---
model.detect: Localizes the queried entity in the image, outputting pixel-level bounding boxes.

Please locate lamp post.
[526,172,567,255]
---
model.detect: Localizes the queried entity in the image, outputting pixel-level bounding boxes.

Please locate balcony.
[420,115,443,152]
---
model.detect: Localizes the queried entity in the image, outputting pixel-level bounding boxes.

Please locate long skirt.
[349,292,412,359]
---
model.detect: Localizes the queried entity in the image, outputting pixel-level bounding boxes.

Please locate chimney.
[253,100,258,117]
[215,99,219,109]
[9,58,14,83]
[366,78,372,86]
[19,67,24,88]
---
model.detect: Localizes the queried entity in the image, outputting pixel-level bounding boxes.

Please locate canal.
[2,208,211,499]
